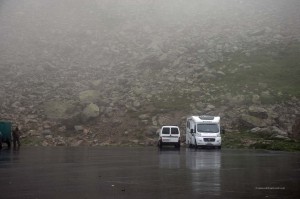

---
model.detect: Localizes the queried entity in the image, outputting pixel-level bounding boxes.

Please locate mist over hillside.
[0,0,299,146]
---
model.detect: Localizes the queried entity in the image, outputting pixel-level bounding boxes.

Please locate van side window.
[162,127,170,134]
[187,121,190,128]
[171,128,179,134]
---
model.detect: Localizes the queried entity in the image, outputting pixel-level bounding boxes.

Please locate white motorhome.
[186,115,222,149]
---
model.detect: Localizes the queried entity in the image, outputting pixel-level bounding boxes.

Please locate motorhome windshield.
[197,124,219,133]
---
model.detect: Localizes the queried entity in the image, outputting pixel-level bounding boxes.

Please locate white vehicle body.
[186,116,222,149]
[158,126,181,148]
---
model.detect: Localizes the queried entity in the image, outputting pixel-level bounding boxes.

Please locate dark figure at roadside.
[0,131,2,150]
[13,126,21,149]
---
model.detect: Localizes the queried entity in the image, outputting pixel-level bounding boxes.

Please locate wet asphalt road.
[0,147,299,199]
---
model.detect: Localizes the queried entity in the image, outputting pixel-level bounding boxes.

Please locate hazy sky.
[0,0,299,68]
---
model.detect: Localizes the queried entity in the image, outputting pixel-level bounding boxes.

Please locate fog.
[1,0,299,69]
[0,0,299,146]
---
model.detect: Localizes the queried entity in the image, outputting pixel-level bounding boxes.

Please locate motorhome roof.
[189,115,220,123]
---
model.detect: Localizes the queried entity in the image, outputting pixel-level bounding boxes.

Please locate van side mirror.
[190,129,194,134]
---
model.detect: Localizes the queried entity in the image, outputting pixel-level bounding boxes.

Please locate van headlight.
[217,133,221,137]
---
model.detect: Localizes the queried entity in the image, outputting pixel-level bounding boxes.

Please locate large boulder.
[43,100,80,119]
[82,103,100,121]
[79,90,100,103]
[248,106,268,119]
[250,126,288,137]
[239,114,267,129]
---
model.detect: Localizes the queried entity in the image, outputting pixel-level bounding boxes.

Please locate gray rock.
[152,116,158,126]
[74,125,84,131]
[55,136,67,146]
[249,127,262,133]
[58,126,66,132]
[79,90,100,103]
[141,120,148,125]
[249,127,274,137]
[206,104,215,110]
[133,100,141,107]
[227,94,245,105]
[45,135,53,139]
[112,119,122,125]
[70,140,84,147]
[176,76,185,82]
[82,103,100,119]
[270,126,287,136]
[252,95,261,104]
[240,114,267,128]
[28,130,40,136]
[42,129,52,135]
[248,106,268,119]
[43,100,80,119]
[250,126,287,137]
[271,134,289,140]
[139,114,149,120]
[216,71,225,76]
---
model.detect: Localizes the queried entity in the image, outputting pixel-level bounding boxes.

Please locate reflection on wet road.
[0,147,299,199]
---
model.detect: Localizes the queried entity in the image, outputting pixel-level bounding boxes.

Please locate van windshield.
[197,124,219,133]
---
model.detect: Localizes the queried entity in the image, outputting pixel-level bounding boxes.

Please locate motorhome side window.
[171,128,179,134]
[162,127,170,134]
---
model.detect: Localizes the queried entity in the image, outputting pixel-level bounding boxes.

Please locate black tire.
[218,146,221,150]
[175,142,180,148]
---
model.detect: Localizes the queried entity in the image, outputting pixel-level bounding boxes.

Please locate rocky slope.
[0,0,299,146]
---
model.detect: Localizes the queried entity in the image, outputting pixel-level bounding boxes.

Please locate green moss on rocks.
[223,131,300,151]
[82,103,100,119]
[43,100,79,119]
[79,90,100,103]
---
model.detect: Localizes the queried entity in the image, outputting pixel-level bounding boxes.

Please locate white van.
[158,126,181,148]
[186,115,222,149]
